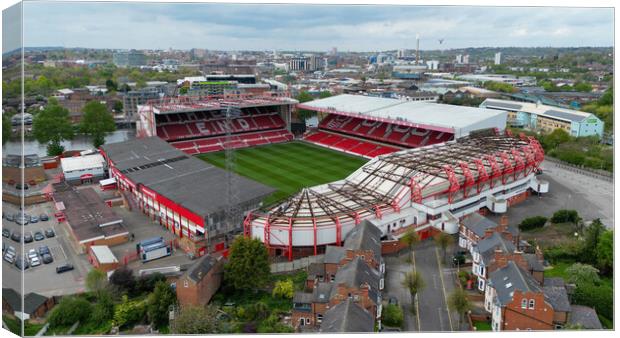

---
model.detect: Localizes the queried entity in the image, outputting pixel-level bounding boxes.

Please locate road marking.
[411,250,421,331]
[437,308,445,331]
[435,247,453,331]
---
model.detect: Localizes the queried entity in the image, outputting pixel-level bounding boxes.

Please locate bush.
[382,304,404,327]
[48,296,93,328]
[109,267,136,296]
[519,216,548,231]
[135,273,166,295]
[544,244,582,263]
[272,279,294,299]
[551,210,580,224]
[91,291,114,322]
[113,295,146,329]
[572,282,613,321]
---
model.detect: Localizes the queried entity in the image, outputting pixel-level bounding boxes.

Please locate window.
[316,314,323,323]
[528,299,535,309]
[183,280,188,288]
[521,298,527,309]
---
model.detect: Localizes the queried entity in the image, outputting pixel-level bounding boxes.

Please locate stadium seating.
[303,131,400,158]
[171,129,294,155]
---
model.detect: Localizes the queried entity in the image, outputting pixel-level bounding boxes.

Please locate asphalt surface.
[384,254,417,332]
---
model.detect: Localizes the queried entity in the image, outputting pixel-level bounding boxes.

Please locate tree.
[48,296,93,328]
[550,209,579,224]
[86,268,108,299]
[113,101,123,114]
[402,270,425,314]
[91,290,114,323]
[435,232,454,264]
[2,113,11,144]
[146,281,177,328]
[32,99,74,155]
[105,79,118,92]
[581,219,605,265]
[113,295,146,329]
[257,313,294,333]
[596,230,613,275]
[318,91,332,99]
[295,91,314,103]
[109,267,136,296]
[172,306,221,334]
[382,304,404,328]
[448,288,471,329]
[542,128,571,150]
[224,236,271,292]
[565,263,600,286]
[401,228,419,253]
[80,100,116,148]
[272,279,294,299]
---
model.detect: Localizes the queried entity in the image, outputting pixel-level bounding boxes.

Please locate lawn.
[197,141,368,206]
[473,320,492,331]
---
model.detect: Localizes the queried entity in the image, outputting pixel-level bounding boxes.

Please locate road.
[384,254,418,331]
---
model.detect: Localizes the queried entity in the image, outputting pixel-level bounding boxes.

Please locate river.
[2,129,136,157]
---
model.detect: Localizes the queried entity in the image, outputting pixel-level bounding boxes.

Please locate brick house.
[2,288,55,320]
[472,232,517,291]
[319,299,374,332]
[176,255,224,307]
[458,213,500,251]
[485,261,571,331]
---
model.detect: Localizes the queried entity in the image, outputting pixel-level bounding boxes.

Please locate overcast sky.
[11,2,615,52]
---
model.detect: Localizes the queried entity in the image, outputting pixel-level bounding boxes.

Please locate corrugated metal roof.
[544,110,586,123]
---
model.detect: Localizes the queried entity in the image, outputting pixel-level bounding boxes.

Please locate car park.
[6,213,15,222]
[30,256,41,267]
[45,228,55,238]
[34,231,45,241]
[10,231,21,242]
[40,214,49,221]
[30,215,39,223]
[42,254,53,264]
[38,245,50,256]
[24,232,33,243]
[2,228,10,238]
[56,264,74,274]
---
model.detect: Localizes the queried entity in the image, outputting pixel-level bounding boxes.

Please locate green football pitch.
[197,141,368,206]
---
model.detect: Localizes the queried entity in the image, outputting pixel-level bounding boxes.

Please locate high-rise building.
[113,50,147,67]
[288,56,322,72]
[494,52,502,65]
[463,54,470,64]
[455,54,463,64]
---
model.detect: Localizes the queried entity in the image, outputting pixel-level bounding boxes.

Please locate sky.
[5,1,615,52]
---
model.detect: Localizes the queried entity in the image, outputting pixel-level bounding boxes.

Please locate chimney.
[500,215,509,227]
[484,228,495,239]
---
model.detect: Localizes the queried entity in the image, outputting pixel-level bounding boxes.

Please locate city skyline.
[3,2,614,52]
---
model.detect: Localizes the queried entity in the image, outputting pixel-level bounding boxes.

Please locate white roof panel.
[90,245,119,264]
[60,154,105,172]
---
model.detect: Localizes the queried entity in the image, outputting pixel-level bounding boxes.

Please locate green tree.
[581,219,605,265]
[105,79,118,92]
[401,228,419,254]
[48,296,93,328]
[295,91,314,103]
[550,209,579,224]
[91,290,114,323]
[573,82,593,92]
[224,236,271,292]
[80,100,116,148]
[113,101,123,113]
[32,99,75,156]
[382,304,404,328]
[257,313,294,333]
[435,232,454,263]
[566,263,600,286]
[272,279,294,299]
[402,270,425,314]
[596,230,613,275]
[542,128,571,150]
[172,306,222,334]
[113,295,146,328]
[146,281,177,328]
[2,113,11,144]
[86,268,108,299]
[318,91,333,99]
[572,282,613,323]
[448,288,471,329]
[109,267,136,296]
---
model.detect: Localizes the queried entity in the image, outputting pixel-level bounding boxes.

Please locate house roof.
[343,220,382,263]
[184,254,220,283]
[542,285,571,313]
[569,305,603,330]
[312,282,333,303]
[523,253,545,272]
[320,299,374,333]
[2,288,20,312]
[1,288,48,315]
[488,261,541,306]
[307,262,325,279]
[475,232,516,265]
[461,213,497,237]
[543,277,566,288]
[332,257,381,304]
[293,291,314,304]
[324,245,346,264]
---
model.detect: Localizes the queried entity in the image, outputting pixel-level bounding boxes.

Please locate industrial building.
[100,137,275,255]
[299,94,507,158]
[481,98,604,138]
[60,154,107,184]
[245,129,548,260]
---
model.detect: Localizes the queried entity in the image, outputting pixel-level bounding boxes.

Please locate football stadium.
[103,92,548,258]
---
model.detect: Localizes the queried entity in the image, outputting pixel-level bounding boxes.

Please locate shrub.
[551,210,580,224]
[48,296,93,328]
[113,295,146,329]
[91,291,114,322]
[572,282,613,321]
[519,216,548,231]
[382,304,404,327]
[272,279,294,299]
[565,263,601,286]
[544,244,582,263]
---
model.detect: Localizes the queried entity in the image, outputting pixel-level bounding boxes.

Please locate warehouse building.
[60,154,107,184]
[480,98,604,138]
[100,137,275,256]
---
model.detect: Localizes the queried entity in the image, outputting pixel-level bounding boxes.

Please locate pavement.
[486,160,614,229]
[384,254,417,332]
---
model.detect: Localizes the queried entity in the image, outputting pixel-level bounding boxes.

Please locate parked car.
[56,264,74,274]
[42,254,53,264]
[40,214,49,221]
[2,228,10,238]
[24,232,33,243]
[28,249,38,260]
[4,251,16,264]
[30,215,39,223]
[10,231,21,243]
[30,256,41,267]
[6,213,15,222]
[15,256,29,270]
[38,245,50,256]
[45,228,55,238]
[34,231,45,241]
[15,214,29,226]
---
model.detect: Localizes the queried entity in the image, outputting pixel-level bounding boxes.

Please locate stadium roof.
[297,94,506,135]
[140,94,298,114]
[482,98,597,124]
[101,137,275,218]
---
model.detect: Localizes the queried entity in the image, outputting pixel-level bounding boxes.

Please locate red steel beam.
[443,164,460,204]
[499,152,514,184]
[473,158,489,193]
[485,155,502,189]
[511,148,525,179]
[313,218,318,256]
[459,161,475,199]
[288,217,293,261]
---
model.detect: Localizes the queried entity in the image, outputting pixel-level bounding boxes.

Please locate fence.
[544,157,613,182]
[270,254,324,273]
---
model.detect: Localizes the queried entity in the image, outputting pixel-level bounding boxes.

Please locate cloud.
[20,2,614,51]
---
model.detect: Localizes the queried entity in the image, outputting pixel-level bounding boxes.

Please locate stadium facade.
[245,130,549,260]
